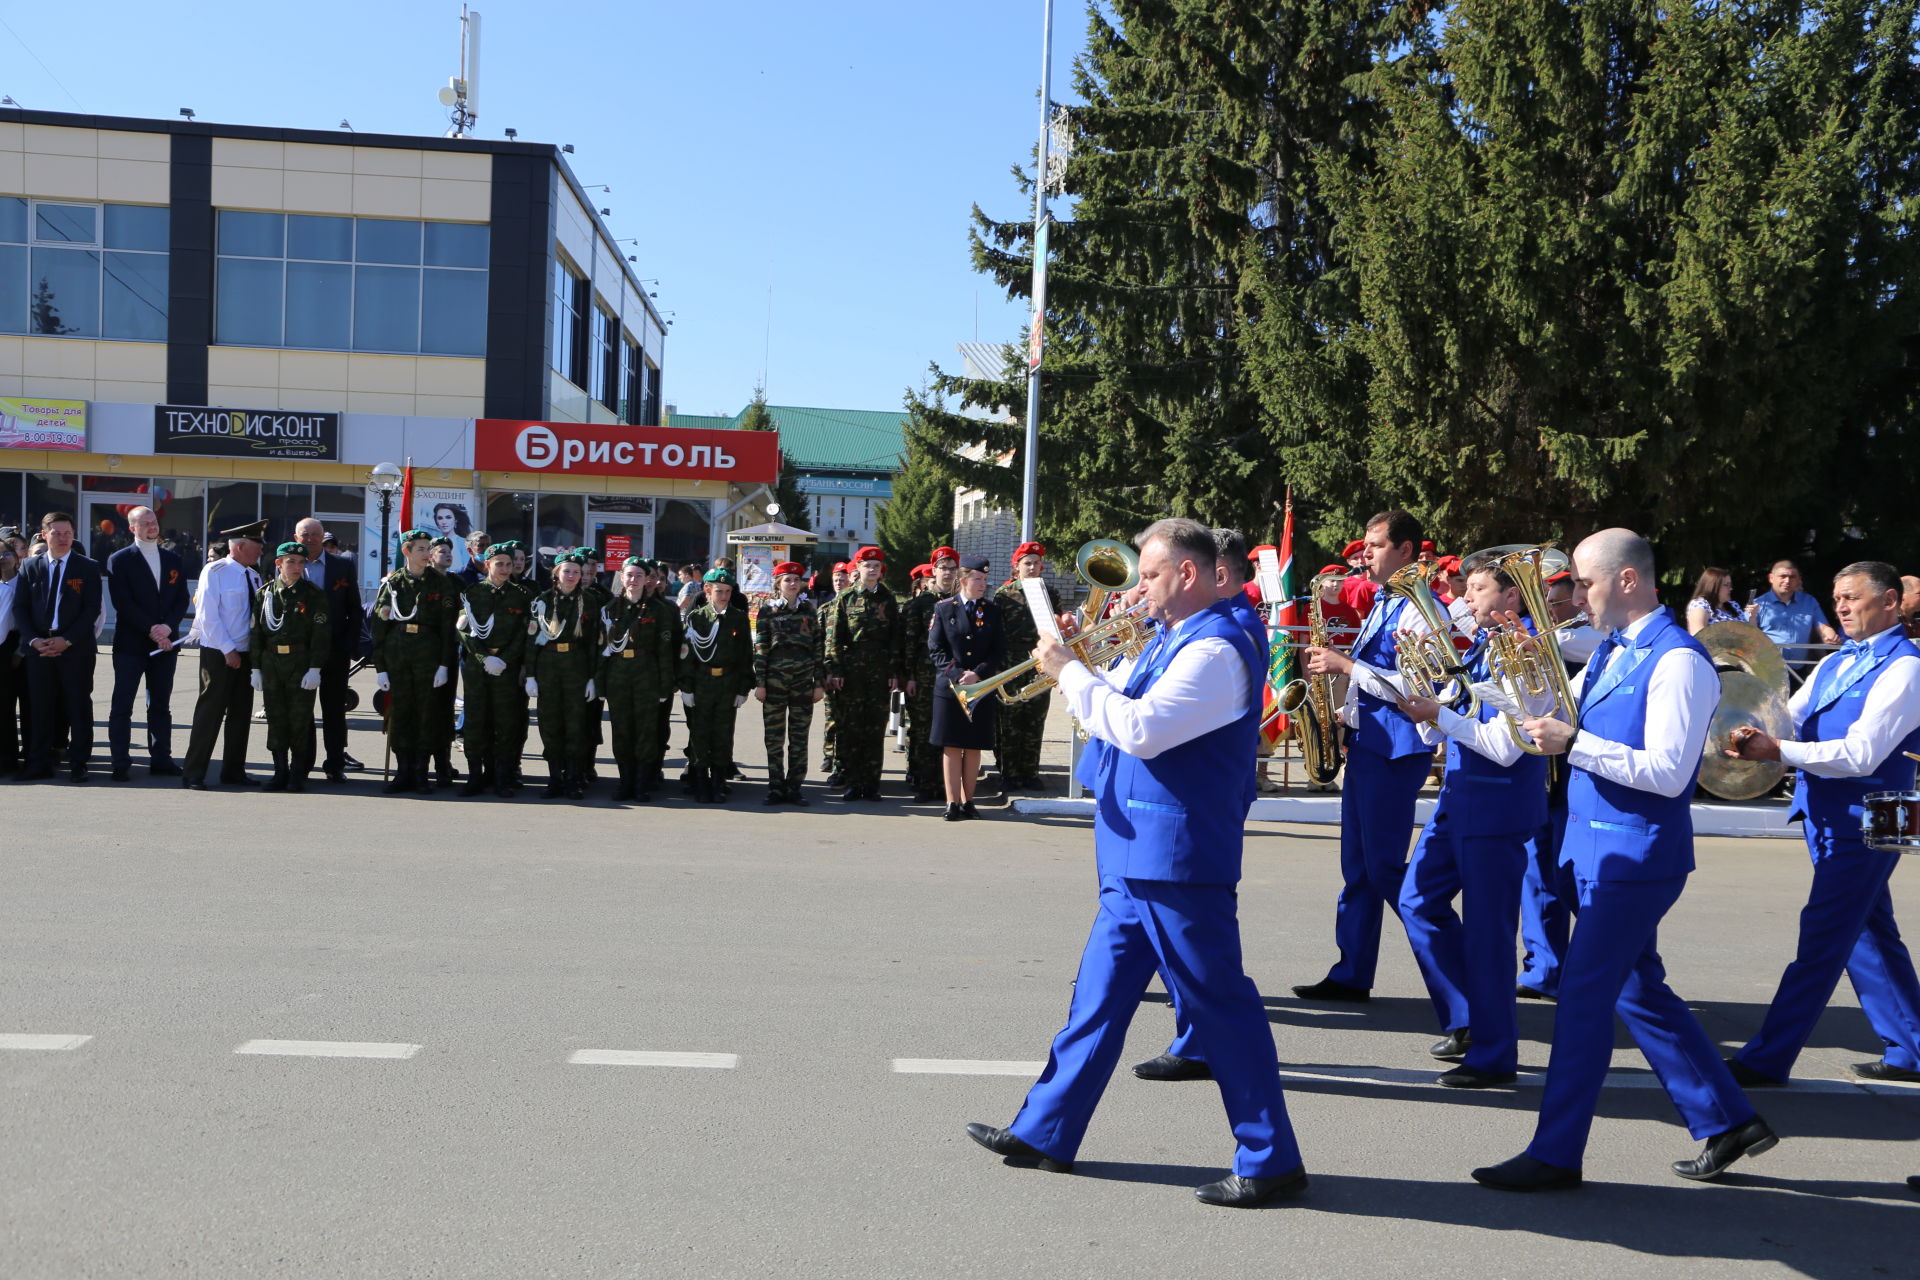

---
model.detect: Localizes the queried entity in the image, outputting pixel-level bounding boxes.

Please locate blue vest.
[1088,599,1265,884]
[1350,591,1431,759]
[1789,630,1920,840]
[1562,609,1704,881]
[1439,639,1548,836]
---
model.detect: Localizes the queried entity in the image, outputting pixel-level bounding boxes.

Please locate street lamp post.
[368,461,403,577]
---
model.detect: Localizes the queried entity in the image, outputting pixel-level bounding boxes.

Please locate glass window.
[484,491,533,548]
[353,264,420,352]
[589,307,618,406]
[261,483,313,549]
[287,214,353,262]
[356,218,422,266]
[0,197,29,243]
[104,205,168,253]
[35,204,98,245]
[29,247,101,336]
[24,473,79,531]
[219,210,284,257]
[0,244,24,334]
[656,499,712,566]
[424,222,488,268]
[420,268,487,356]
[103,250,169,341]
[205,481,260,547]
[285,260,352,349]
[0,469,23,534]
[152,479,206,570]
[535,494,584,566]
[215,256,284,346]
[621,338,643,423]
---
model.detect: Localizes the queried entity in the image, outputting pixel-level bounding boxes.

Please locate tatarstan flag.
[1260,495,1299,747]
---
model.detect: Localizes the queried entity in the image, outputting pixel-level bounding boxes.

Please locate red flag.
[397,458,415,543]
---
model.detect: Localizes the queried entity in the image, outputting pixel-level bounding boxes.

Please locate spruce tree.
[874,425,957,594]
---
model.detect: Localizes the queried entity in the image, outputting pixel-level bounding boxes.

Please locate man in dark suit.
[0,531,24,773]
[16,510,103,782]
[294,517,366,783]
[105,504,189,780]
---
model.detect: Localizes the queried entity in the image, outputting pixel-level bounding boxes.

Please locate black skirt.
[930,674,998,750]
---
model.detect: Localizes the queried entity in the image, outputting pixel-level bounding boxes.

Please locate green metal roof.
[664,412,735,433]
[672,404,907,474]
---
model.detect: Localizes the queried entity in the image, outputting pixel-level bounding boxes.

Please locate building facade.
[0,110,773,588]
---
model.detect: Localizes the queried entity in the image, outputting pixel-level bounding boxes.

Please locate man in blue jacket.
[16,510,102,782]
[1722,560,1920,1087]
[105,504,189,779]
[1475,528,1772,1191]
[965,518,1306,1208]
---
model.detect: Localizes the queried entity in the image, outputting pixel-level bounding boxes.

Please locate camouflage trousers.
[906,669,939,788]
[259,660,317,759]
[535,651,596,766]
[833,679,890,790]
[685,672,742,771]
[996,685,1050,780]
[820,691,839,770]
[383,638,445,755]
[461,657,528,760]
[603,658,665,772]
[760,668,816,791]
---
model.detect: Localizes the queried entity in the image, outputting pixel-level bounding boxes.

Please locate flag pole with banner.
[1259,493,1299,749]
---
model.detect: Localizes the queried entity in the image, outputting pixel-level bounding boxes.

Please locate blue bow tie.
[1839,638,1872,659]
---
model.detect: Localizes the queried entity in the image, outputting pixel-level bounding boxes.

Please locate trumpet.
[1388,561,1477,713]
[953,598,1155,719]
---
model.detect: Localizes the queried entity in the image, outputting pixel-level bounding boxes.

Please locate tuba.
[1473,544,1579,754]
[1275,571,1345,785]
[1388,561,1476,713]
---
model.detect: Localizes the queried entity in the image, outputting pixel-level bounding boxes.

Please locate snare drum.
[1861,791,1920,853]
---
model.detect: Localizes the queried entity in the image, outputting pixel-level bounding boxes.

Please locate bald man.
[1900,575,1920,639]
[104,505,189,779]
[295,516,366,783]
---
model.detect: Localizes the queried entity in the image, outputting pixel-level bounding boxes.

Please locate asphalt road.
[1,667,1916,1278]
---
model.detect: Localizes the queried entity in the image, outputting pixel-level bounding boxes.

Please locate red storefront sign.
[476,419,779,484]
[603,534,632,564]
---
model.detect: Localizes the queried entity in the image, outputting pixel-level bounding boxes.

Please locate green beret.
[556,552,588,566]
[573,545,595,558]
[494,540,522,553]
[703,568,736,586]
[399,529,434,544]
[430,535,453,548]
[621,556,648,571]
[274,541,307,559]
[481,544,513,561]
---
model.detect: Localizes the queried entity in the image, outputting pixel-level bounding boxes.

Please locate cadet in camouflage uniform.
[250,541,330,792]
[428,535,466,786]
[818,560,852,783]
[648,559,678,784]
[994,540,1062,792]
[599,556,676,802]
[457,543,533,798]
[899,549,958,801]
[823,545,902,801]
[677,568,753,803]
[372,529,458,795]
[754,559,824,805]
[576,547,613,779]
[525,552,602,800]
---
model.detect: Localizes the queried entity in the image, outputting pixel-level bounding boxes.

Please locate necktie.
[46,556,61,612]
[1578,634,1620,711]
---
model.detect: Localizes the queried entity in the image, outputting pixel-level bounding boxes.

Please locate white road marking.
[567,1050,738,1069]
[233,1040,420,1059]
[1277,1064,1908,1094]
[893,1058,1046,1076]
[0,1034,91,1051]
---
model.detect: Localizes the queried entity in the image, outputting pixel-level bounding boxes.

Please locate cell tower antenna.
[438,5,482,138]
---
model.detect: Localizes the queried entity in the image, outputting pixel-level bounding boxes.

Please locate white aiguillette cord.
[685,610,723,662]
[461,593,494,640]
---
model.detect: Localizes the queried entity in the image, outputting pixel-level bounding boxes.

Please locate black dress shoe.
[343,754,364,770]
[110,767,131,782]
[1194,1167,1308,1207]
[962,801,980,818]
[943,802,964,821]
[1672,1116,1778,1181]
[1852,1060,1920,1083]
[789,790,810,807]
[1726,1058,1785,1088]
[1516,984,1556,1001]
[1473,1153,1582,1192]
[68,768,90,783]
[1430,1029,1471,1061]
[1133,1053,1213,1082]
[149,761,182,777]
[1291,979,1370,1003]
[762,791,782,805]
[1439,1065,1516,1089]
[964,1122,1073,1172]
[183,777,208,791]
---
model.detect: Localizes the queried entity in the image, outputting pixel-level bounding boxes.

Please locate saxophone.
[1277,571,1345,786]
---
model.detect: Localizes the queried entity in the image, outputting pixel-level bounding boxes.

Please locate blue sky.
[1,0,1082,417]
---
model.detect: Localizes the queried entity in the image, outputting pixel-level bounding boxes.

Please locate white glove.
[659,696,668,704]
[249,670,263,691]
[376,672,390,692]
[584,679,596,701]
[733,695,746,708]
[524,677,539,697]
[482,656,507,677]
[432,665,449,688]
[681,692,695,707]
[300,668,321,691]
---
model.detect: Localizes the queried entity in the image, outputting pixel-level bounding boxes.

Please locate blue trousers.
[1010,875,1303,1177]
[1398,804,1529,1073]
[108,645,180,768]
[1528,873,1755,1169]
[1736,830,1920,1078]
[1518,809,1571,994]
[1322,745,1431,989]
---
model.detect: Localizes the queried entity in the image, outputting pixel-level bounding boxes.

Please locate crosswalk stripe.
[233,1040,421,1059]
[893,1059,1046,1076]
[0,1034,92,1051]
[567,1049,738,1068]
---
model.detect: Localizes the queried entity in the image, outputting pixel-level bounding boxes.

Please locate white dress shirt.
[1058,610,1252,759]
[1556,623,1602,665]
[1338,585,1450,729]
[196,556,260,654]
[0,574,15,641]
[1777,624,1920,778]
[1563,610,1718,798]
[1425,670,1560,767]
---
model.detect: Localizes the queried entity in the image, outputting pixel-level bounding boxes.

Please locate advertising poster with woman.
[360,485,480,590]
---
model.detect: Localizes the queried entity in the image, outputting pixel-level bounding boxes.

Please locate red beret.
[1342,539,1365,558]
[1421,540,1436,553]
[1438,555,1462,572]
[1248,543,1277,561]
[1546,568,1571,584]
[928,545,958,565]
[909,563,931,579]
[773,561,803,577]
[1319,563,1347,576]
[832,562,850,573]
[853,545,884,564]
[1012,541,1045,562]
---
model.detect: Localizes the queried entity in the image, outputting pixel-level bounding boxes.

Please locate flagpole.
[1019,0,1054,545]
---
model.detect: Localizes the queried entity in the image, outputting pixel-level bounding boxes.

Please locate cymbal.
[1699,671,1793,801]
[1697,619,1789,693]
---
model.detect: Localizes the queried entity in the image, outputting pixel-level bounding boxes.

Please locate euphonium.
[1276,571,1344,785]
[1388,561,1477,713]
[1478,545,1579,755]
